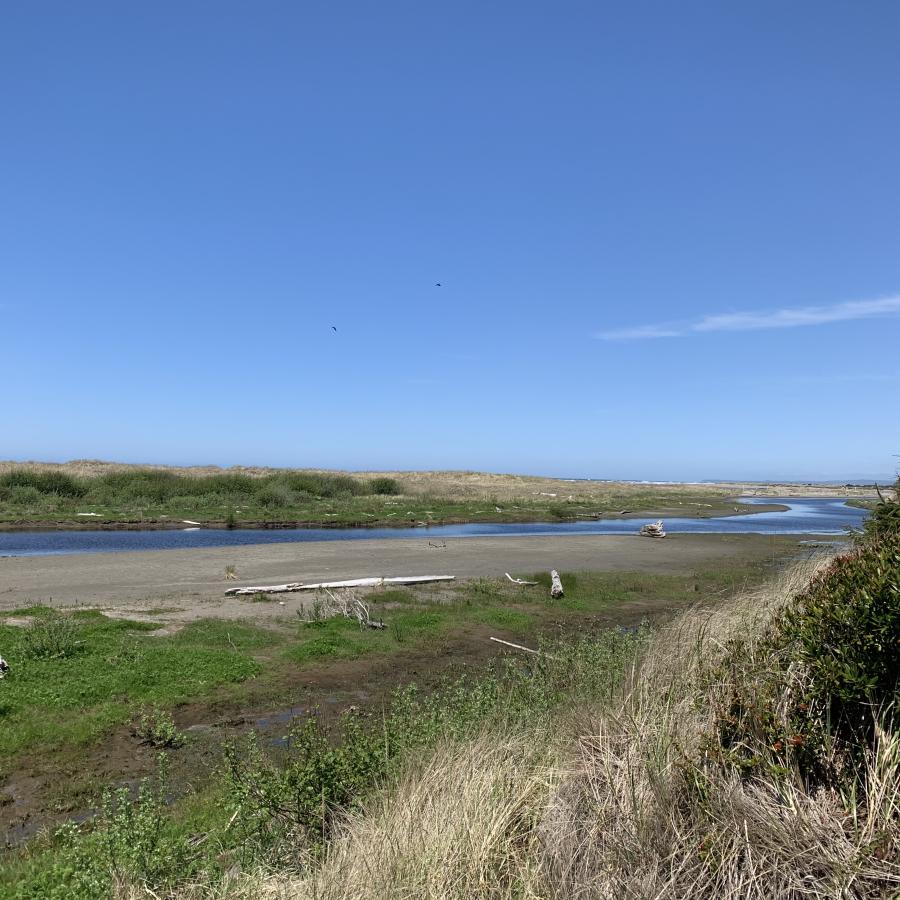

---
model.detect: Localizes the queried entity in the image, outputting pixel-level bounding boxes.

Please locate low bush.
[19,613,82,660]
[369,477,399,495]
[0,470,87,498]
[254,483,297,509]
[11,759,194,900]
[133,707,185,748]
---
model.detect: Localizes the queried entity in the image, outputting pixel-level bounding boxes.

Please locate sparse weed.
[133,706,185,748]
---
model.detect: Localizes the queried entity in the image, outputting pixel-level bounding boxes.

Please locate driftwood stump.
[550,570,564,599]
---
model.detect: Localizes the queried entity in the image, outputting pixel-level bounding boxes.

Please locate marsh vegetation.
[0,463,757,528]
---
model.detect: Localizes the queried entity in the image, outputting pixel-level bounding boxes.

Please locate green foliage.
[223,625,650,865]
[860,478,900,541]
[5,758,193,900]
[254,482,297,508]
[0,614,267,758]
[133,707,185,748]
[18,612,82,660]
[706,525,900,788]
[0,470,87,498]
[369,477,400,495]
[0,468,403,523]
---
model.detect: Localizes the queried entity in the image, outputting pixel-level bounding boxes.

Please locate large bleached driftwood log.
[550,570,564,598]
[639,520,666,538]
[226,575,455,596]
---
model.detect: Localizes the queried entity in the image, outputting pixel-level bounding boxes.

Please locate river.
[0,498,868,557]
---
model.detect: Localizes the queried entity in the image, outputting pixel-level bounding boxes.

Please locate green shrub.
[133,707,184,748]
[369,477,400,495]
[5,485,44,506]
[861,478,900,541]
[7,760,192,900]
[19,613,82,660]
[706,527,900,788]
[278,473,365,498]
[254,483,297,508]
[0,470,87,498]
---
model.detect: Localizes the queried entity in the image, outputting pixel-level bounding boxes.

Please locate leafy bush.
[369,477,400,495]
[0,470,87,498]
[706,525,900,787]
[278,473,365,498]
[4,485,44,506]
[861,478,900,541]
[133,706,185,748]
[254,483,297,508]
[19,613,82,660]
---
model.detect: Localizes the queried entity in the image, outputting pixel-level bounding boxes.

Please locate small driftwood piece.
[325,589,386,629]
[639,520,666,538]
[550,570,564,599]
[505,573,538,586]
[301,589,386,629]
[489,637,559,660]
[226,575,454,596]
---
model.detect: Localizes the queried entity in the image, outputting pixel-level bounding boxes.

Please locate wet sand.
[0,533,804,621]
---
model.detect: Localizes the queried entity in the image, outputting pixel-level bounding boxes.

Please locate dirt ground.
[1,533,799,621]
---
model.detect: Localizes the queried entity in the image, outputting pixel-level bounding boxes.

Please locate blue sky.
[2,1,899,481]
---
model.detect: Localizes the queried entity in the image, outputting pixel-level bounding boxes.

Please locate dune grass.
[0,466,748,527]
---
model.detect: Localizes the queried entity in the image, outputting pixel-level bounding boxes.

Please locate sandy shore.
[0,533,807,622]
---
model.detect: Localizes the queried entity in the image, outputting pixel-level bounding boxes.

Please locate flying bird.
[434,282,441,287]
[331,326,337,332]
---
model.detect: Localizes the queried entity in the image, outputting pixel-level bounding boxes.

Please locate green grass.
[0,554,783,773]
[287,608,450,663]
[0,626,652,900]
[0,611,275,764]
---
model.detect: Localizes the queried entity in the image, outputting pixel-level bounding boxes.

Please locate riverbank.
[0,532,818,613]
[0,462,875,531]
[0,537,801,855]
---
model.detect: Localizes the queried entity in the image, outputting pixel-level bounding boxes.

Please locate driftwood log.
[226,575,454,596]
[550,570,564,599]
[505,573,538,586]
[639,520,666,538]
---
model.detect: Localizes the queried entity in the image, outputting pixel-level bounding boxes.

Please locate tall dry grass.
[127,555,899,900]
[537,556,900,898]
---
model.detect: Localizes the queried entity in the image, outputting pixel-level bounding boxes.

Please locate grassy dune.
[0,463,754,527]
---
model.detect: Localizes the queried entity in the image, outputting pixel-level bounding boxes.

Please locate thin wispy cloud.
[596,294,900,341]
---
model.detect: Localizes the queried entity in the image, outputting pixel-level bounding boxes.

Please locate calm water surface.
[0,498,868,558]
